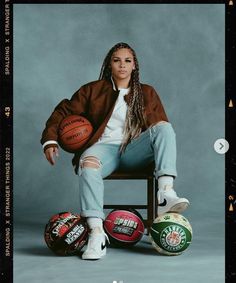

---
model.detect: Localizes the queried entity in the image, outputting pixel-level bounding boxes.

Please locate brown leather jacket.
[41,79,168,172]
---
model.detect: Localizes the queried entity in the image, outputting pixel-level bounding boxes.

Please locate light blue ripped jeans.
[78,122,177,220]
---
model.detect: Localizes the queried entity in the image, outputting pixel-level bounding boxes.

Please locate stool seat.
[105,163,155,179]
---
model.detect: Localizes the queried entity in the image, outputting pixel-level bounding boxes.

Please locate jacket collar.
[111,76,118,91]
[110,76,131,93]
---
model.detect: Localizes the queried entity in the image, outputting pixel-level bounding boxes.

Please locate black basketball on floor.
[44,212,88,256]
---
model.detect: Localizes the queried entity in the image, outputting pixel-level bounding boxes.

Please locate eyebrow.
[112,56,133,59]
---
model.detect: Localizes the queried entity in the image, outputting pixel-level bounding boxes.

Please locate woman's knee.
[80,155,101,169]
[149,122,176,148]
[78,155,102,176]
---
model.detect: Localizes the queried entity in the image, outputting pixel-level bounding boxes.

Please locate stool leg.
[147,177,154,233]
[155,178,158,217]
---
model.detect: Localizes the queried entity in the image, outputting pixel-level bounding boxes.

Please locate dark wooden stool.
[103,163,158,230]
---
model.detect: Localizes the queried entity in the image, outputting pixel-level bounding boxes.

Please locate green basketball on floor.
[149,213,192,256]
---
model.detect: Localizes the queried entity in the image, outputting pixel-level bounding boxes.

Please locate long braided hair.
[99,42,147,152]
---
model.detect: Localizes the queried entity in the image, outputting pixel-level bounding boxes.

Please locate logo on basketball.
[160,225,187,252]
[64,224,86,245]
[113,217,138,236]
[51,214,77,236]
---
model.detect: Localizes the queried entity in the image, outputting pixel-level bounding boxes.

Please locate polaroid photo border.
[0,1,235,283]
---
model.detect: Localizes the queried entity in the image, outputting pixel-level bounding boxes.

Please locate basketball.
[44,212,88,256]
[104,209,145,247]
[149,213,192,256]
[58,115,93,153]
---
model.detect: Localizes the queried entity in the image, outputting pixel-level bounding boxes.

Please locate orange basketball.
[58,115,93,153]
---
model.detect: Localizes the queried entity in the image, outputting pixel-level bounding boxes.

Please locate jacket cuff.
[43,141,59,152]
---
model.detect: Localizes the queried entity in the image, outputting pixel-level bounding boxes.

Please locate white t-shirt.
[95,87,129,145]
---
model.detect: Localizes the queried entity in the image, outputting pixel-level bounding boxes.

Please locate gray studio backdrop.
[14,3,224,250]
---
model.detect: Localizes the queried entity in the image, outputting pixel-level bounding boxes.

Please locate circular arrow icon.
[214,138,229,154]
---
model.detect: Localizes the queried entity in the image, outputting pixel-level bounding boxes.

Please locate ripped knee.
[79,156,101,169]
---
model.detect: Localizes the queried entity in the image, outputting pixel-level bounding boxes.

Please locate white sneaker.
[82,227,109,260]
[157,187,190,215]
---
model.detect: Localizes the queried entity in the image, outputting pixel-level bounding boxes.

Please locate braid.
[99,42,147,152]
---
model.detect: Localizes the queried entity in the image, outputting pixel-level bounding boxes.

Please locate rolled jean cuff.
[155,169,177,179]
[81,210,105,220]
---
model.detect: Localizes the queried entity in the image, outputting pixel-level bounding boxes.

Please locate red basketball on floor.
[44,212,88,256]
[104,209,145,247]
[58,115,93,153]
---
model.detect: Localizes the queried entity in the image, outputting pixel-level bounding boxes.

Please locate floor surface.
[13,217,224,283]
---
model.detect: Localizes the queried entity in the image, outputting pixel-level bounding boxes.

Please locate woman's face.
[110,48,135,83]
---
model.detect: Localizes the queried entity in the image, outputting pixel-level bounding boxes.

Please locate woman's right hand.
[44,146,59,165]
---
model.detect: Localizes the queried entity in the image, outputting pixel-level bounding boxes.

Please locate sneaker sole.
[82,257,104,260]
[82,250,106,260]
[168,202,189,213]
[158,201,190,216]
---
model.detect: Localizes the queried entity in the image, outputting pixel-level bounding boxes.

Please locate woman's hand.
[44,147,59,165]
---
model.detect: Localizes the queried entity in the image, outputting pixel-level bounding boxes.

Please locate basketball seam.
[59,123,91,138]
[105,228,142,243]
[61,135,91,146]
